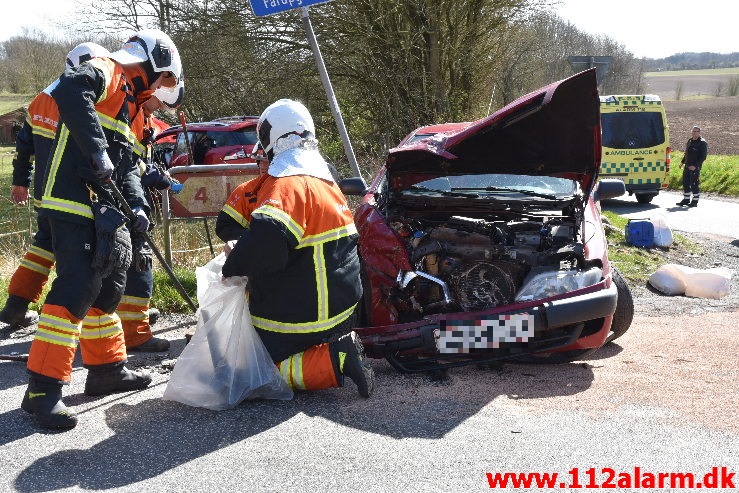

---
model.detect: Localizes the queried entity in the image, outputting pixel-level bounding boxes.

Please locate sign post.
[248,0,362,181]
[568,56,613,88]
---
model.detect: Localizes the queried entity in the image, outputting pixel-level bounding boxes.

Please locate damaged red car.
[340,69,634,372]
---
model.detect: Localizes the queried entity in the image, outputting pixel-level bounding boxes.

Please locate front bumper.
[358,281,618,372]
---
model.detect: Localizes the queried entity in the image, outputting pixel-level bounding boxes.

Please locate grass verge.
[602,210,703,285]
[668,151,739,195]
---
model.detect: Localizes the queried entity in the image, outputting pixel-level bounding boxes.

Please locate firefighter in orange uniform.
[220,99,374,398]
[0,43,110,331]
[118,82,184,352]
[215,143,270,242]
[21,29,183,430]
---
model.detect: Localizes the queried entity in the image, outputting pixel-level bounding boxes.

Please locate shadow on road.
[601,197,661,214]
[10,358,596,491]
[583,342,624,360]
[601,197,697,215]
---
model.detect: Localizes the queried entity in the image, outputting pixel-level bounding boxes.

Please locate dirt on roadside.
[628,231,739,317]
[500,310,739,434]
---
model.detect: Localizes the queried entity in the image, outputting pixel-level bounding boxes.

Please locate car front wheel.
[607,265,634,343]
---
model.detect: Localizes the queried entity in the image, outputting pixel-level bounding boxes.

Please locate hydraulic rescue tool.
[102,179,198,312]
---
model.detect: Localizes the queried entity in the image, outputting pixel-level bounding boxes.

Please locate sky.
[551,0,737,58]
[0,0,84,42]
[0,0,737,59]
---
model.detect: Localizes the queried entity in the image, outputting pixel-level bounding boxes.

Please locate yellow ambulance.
[599,94,671,203]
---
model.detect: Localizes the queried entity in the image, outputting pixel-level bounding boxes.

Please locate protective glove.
[131,233,153,272]
[132,207,150,233]
[91,150,115,181]
[170,182,184,194]
[91,202,132,277]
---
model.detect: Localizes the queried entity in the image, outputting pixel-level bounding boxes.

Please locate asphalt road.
[1,188,737,492]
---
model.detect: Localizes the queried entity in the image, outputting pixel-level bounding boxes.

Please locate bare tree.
[0,31,70,93]
[307,0,546,155]
[5,0,647,168]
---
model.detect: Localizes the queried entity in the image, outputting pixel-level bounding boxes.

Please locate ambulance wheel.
[635,194,654,204]
[607,265,634,344]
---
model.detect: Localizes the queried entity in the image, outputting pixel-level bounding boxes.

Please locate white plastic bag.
[682,266,732,299]
[650,215,673,248]
[163,253,293,409]
[648,263,732,299]
[648,264,687,295]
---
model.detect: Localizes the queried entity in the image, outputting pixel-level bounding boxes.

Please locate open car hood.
[385,69,601,191]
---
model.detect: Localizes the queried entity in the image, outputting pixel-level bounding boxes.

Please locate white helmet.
[257,99,316,156]
[109,29,182,83]
[154,78,185,109]
[65,42,110,70]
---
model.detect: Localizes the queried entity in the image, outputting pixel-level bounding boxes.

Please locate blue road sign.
[249,0,333,17]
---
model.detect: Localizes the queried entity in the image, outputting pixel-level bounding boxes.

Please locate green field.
[0,93,32,116]
[645,67,739,77]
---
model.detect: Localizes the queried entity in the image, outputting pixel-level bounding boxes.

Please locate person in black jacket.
[0,43,110,331]
[21,29,183,430]
[220,99,373,399]
[118,85,184,353]
[676,126,708,208]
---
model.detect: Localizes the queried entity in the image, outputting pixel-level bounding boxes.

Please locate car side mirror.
[339,177,368,196]
[594,179,626,201]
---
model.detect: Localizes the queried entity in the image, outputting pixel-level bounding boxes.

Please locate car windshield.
[403,174,577,199]
[173,128,259,155]
[210,128,259,147]
[405,133,436,144]
[601,112,665,149]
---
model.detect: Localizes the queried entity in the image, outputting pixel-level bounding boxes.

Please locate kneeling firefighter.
[21,29,183,429]
[221,99,374,398]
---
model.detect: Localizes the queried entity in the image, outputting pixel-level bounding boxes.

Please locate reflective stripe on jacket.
[12,86,59,204]
[215,175,270,241]
[222,174,361,333]
[40,58,146,223]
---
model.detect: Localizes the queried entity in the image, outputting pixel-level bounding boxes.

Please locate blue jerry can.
[625,219,655,247]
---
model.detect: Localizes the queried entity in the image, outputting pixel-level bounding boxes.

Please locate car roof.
[156,116,259,138]
[399,122,472,145]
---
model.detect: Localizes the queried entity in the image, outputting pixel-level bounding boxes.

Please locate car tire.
[635,194,654,204]
[607,265,634,344]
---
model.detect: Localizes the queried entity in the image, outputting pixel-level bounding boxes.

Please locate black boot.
[84,361,152,396]
[688,200,699,208]
[676,198,690,206]
[331,331,374,398]
[21,373,78,429]
[0,295,39,329]
[128,336,170,352]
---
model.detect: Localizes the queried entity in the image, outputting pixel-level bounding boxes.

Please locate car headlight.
[514,267,603,302]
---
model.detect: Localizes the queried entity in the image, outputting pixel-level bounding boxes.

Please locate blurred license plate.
[435,314,535,354]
